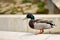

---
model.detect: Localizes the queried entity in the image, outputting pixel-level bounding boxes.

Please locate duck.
[24,13,55,34]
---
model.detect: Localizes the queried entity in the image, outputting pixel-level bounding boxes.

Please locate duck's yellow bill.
[23,17,28,20]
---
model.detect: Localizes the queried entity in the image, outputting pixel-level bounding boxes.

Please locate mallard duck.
[24,13,55,34]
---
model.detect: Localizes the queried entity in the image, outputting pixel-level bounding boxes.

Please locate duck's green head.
[26,13,35,20]
[26,13,35,19]
[23,13,35,20]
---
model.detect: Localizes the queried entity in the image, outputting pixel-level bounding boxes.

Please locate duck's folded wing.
[35,19,53,23]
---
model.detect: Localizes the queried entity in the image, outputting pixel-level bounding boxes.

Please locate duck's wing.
[34,19,53,23]
[34,19,43,23]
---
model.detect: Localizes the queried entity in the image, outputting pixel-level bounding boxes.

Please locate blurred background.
[0,0,60,14]
[0,0,60,34]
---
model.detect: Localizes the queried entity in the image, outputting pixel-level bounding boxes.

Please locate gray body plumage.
[29,19,53,30]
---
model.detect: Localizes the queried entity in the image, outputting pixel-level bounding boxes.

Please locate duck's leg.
[36,28,44,35]
[40,29,44,34]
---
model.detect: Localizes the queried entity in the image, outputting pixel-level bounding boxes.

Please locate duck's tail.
[46,22,55,28]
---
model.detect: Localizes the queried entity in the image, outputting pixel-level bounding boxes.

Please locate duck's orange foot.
[35,32,43,35]
[35,29,44,35]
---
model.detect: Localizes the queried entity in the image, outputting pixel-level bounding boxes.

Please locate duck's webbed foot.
[35,29,44,35]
